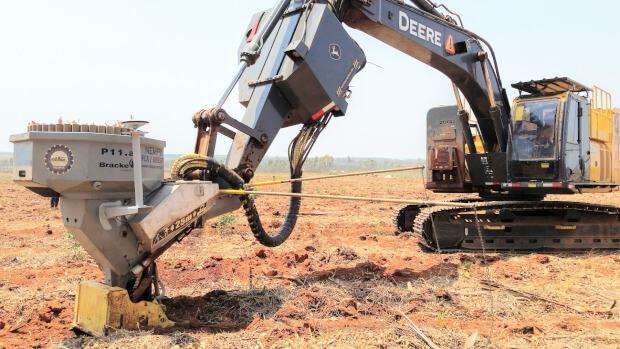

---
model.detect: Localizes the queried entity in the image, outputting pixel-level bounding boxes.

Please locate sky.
[1,0,619,159]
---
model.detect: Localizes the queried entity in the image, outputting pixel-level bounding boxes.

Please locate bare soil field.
[0,172,618,348]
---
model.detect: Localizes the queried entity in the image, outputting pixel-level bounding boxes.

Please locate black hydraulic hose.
[179,114,329,248]
[204,158,302,248]
[242,177,302,247]
[241,114,329,247]
[205,114,329,248]
[409,0,443,17]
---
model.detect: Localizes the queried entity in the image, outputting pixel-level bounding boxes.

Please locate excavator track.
[405,201,620,251]
[393,204,421,233]
[395,197,480,233]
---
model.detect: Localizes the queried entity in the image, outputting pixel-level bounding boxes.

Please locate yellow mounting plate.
[73,281,174,337]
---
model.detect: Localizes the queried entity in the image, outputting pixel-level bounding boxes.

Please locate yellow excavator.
[405,78,620,251]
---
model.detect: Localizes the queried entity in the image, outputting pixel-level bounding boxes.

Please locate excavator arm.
[192,0,367,182]
[339,0,511,152]
[181,0,522,250]
[193,0,512,182]
[169,0,520,264]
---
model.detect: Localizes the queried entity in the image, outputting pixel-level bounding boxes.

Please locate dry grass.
[55,252,619,348]
[0,174,619,348]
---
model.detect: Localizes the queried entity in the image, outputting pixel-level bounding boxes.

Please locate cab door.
[562,95,587,182]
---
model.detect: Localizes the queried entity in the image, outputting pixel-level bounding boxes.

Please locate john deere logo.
[329,43,342,60]
[45,145,74,174]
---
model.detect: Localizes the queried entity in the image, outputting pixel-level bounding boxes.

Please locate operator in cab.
[533,108,556,158]
[512,100,558,160]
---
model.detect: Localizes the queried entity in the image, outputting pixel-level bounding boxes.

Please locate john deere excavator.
[9,0,620,335]
[184,0,620,252]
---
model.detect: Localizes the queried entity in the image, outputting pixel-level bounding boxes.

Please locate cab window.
[512,100,559,160]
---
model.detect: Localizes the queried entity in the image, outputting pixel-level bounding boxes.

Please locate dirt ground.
[0,172,619,348]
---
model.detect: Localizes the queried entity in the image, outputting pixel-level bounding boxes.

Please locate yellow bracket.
[73,281,174,337]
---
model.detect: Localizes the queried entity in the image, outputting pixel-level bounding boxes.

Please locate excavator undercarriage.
[397,201,620,251]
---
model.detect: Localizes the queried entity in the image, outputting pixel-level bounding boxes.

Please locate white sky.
[1,0,619,158]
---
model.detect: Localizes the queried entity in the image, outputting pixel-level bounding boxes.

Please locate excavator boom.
[340,0,510,153]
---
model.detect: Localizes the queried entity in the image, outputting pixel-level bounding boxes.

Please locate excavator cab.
[507,77,619,194]
[509,93,568,185]
[511,99,560,162]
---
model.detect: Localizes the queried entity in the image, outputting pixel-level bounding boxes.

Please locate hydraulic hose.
[215,159,303,248]
[173,114,331,248]
[240,114,330,247]
[171,155,303,248]
[243,176,302,247]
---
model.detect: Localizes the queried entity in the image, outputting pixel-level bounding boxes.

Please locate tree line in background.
[0,153,424,174]
[256,155,423,173]
[164,155,424,174]
[0,155,13,173]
